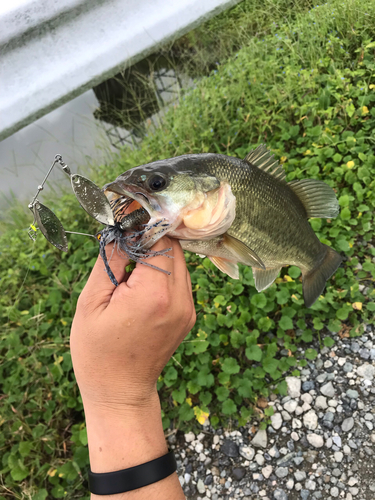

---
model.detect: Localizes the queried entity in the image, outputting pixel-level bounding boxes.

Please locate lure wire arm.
[27,154,97,248]
[28,155,62,210]
[27,154,173,284]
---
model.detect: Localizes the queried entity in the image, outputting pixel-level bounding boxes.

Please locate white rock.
[337,357,347,366]
[252,429,267,448]
[292,418,302,429]
[301,402,312,412]
[301,393,313,404]
[357,363,375,380]
[185,432,195,443]
[282,410,292,421]
[262,465,273,479]
[305,479,316,490]
[349,487,359,496]
[315,396,328,410]
[303,410,318,430]
[334,451,344,463]
[286,377,301,398]
[195,442,204,453]
[320,381,335,397]
[286,479,294,490]
[283,399,298,413]
[239,445,255,461]
[197,478,205,494]
[342,417,354,432]
[268,446,278,457]
[291,432,299,441]
[271,412,283,430]
[295,406,304,416]
[371,434,375,444]
[307,433,324,448]
[213,435,220,445]
[255,454,265,466]
[328,399,338,407]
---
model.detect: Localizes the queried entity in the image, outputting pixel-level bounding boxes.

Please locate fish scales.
[202,155,321,270]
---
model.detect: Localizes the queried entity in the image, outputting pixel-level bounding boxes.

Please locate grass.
[0,0,375,498]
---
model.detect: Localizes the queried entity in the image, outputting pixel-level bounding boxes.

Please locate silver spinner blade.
[33,201,68,252]
[70,174,115,226]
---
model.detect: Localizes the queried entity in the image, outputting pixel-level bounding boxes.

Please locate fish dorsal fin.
[209,256,239,279]
[287,179,340,219]
[224,234,265,270]
[253,266,282,292]
[244,145,286,181]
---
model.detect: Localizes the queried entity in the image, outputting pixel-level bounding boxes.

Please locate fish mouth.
[104,182,175,249]
[104,183,156,221]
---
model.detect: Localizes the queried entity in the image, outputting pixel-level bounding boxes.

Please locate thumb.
[82,239,130,308]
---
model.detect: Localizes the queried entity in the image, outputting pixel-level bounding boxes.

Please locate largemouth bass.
[104,145,342,307]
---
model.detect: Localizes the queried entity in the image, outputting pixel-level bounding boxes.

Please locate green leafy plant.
[1,0,375,497]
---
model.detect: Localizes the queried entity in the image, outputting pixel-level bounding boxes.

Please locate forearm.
[84,393,185,500]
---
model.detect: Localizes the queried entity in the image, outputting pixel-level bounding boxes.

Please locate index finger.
[126,236,187,290]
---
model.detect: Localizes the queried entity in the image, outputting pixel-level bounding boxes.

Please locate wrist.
[84,391,168,474]
[77,378,159,413]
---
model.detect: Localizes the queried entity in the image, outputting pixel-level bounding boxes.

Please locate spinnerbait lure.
[27,155,172,285]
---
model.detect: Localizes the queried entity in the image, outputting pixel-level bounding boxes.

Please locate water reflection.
[0,90,113,212]
[0,57,187,213]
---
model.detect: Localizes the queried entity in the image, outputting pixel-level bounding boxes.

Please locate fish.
[103,145,343,307]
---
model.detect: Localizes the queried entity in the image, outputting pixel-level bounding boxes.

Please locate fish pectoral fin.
[287,179,340,219]
[209,256,239,279]
[253,266,282,292]
[224,234,265,270]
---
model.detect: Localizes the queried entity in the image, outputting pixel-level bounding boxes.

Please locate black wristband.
[88,451,177,495]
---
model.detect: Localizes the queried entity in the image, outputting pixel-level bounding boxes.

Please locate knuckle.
[188,308,197,331]
[180,301,196,331]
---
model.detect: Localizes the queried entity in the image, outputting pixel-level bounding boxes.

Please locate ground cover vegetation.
[0,0,374,498]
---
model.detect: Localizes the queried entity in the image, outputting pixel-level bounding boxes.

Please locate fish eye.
[148,174,167,191]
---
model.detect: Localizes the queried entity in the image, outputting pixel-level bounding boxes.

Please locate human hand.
[70,236,196,413]
[70,237,194,497]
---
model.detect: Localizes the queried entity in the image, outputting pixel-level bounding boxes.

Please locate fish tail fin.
[302,245,343,307]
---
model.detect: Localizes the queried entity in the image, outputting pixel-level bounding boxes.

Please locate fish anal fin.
[253,266,282,292]
[224,234,265,270]
[287,179,340,219]
[244,144,286,181]
[209,256,239,279]
[302,244,343,307]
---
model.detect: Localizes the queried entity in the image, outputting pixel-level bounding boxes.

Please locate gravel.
[171,325,375,499]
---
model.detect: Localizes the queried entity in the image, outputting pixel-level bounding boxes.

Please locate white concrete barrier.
[0,0,240,141]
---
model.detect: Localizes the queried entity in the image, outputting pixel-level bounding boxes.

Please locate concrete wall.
[0,0,240,141]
